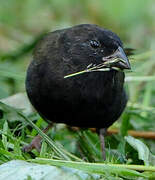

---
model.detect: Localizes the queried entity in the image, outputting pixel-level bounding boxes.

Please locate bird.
[23,24,131,159]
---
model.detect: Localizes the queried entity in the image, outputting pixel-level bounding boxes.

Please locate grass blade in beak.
[64,58,123,78]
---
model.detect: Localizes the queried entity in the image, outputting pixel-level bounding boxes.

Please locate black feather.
[26,24,130,129]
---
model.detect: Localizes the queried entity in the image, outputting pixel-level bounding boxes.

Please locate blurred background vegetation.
[0,0,155,173]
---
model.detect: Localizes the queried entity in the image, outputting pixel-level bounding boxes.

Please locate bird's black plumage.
[24,24,131,157]
[26,24,130,130]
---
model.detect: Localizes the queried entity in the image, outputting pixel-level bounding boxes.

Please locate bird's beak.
[103,46,131,70]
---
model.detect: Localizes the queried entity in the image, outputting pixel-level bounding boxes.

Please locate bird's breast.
[64,71,122,102]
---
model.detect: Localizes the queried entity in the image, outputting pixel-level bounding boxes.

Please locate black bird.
[24,24,131,159]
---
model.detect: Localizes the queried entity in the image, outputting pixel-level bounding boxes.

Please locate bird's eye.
[90,40,100,48]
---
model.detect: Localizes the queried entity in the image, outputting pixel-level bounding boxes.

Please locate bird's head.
[60,24,131,77]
